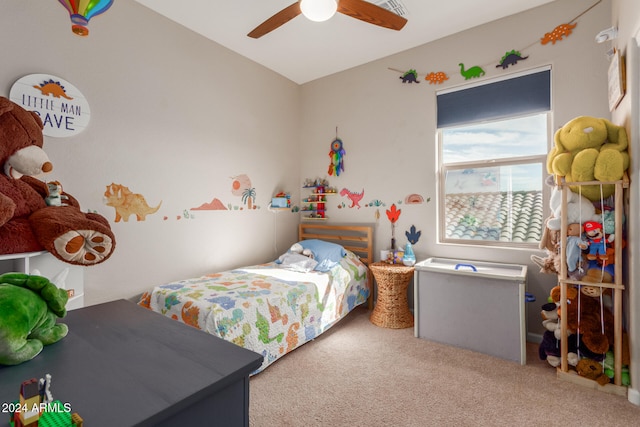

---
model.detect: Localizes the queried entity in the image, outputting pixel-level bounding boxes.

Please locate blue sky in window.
[442,113,548,164]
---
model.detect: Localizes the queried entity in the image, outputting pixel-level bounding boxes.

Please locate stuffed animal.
[581,261,615,288]
[289,242,314,259]
[547,116,629,201]
[599,208,618,235]
[541,285,577,339]
[546,175,597,231]
[532,217,562,271]
[0,273,68,365]
[0,96,115,265]
[45,180,69,207]
[579,221,614,261]
[576,358,610,386]
[544,284,614,363]
[538,329,579,367]
[276,242,318,271]
[531,220,584,276]
[603,350,630,386]
[531,176,597,275]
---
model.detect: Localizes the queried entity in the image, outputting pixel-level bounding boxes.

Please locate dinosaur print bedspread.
[138,251,369,374]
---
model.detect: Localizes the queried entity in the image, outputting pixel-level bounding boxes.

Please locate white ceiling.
[134,0,556,85]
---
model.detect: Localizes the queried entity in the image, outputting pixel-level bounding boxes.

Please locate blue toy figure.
[402,242,416,266]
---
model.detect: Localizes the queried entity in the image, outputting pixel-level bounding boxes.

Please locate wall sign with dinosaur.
[10,74,91,137]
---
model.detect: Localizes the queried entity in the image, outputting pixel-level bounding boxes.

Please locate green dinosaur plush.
[0,273,68,365]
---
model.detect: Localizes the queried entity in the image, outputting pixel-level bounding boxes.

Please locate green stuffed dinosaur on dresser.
[0,273,68,365]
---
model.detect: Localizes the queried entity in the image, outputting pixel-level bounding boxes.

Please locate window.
[436,68,551,246]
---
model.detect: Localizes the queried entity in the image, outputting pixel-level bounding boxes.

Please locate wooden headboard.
[299,223,375,309]
[298,223,374,265]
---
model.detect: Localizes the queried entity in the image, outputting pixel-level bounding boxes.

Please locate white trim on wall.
[626,27,640,407]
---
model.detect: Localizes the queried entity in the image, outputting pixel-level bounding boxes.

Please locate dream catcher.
[328,129,346,176]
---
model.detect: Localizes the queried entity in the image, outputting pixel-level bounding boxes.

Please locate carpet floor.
[249,306,640,426]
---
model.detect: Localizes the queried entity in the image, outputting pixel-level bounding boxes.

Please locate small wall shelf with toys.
[301,178,337,221]
[270,191,291,211]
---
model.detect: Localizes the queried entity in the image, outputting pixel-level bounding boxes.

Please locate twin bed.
[138,223,373,374]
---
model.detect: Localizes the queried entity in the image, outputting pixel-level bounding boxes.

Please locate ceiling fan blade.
[247,2,302,38]
[338,0,407,31]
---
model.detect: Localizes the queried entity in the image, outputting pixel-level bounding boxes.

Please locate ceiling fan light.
[300,0,338,22]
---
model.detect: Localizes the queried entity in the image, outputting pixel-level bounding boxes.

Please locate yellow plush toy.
[547,116,629,201]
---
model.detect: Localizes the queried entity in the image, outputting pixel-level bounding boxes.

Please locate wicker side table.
[369,261,415,329]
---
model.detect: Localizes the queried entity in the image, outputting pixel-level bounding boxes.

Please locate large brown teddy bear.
[0,96,115,265]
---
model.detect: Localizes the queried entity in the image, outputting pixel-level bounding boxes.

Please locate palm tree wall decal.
[242,187,256,209]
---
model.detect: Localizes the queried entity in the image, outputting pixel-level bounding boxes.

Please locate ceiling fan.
[247,0,408,39]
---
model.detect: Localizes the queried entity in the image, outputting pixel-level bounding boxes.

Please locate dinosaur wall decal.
[340,188,365,209]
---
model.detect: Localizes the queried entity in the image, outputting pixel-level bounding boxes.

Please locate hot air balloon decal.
[57,0,114,36]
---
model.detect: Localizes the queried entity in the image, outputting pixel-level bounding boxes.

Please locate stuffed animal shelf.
[0,273,68,365]
[0,96,115,265]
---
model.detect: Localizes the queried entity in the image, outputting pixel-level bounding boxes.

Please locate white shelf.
[0,250,47,261]
[0,251,84,310]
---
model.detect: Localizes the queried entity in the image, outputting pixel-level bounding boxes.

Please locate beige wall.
[612,0,640,407]
[299,0,612,340]
[0,0,301,304]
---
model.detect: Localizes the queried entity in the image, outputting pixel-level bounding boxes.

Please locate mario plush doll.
[580,221,614,261]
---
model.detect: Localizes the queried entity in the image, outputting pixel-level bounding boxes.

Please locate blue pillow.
[298,239,347,272]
